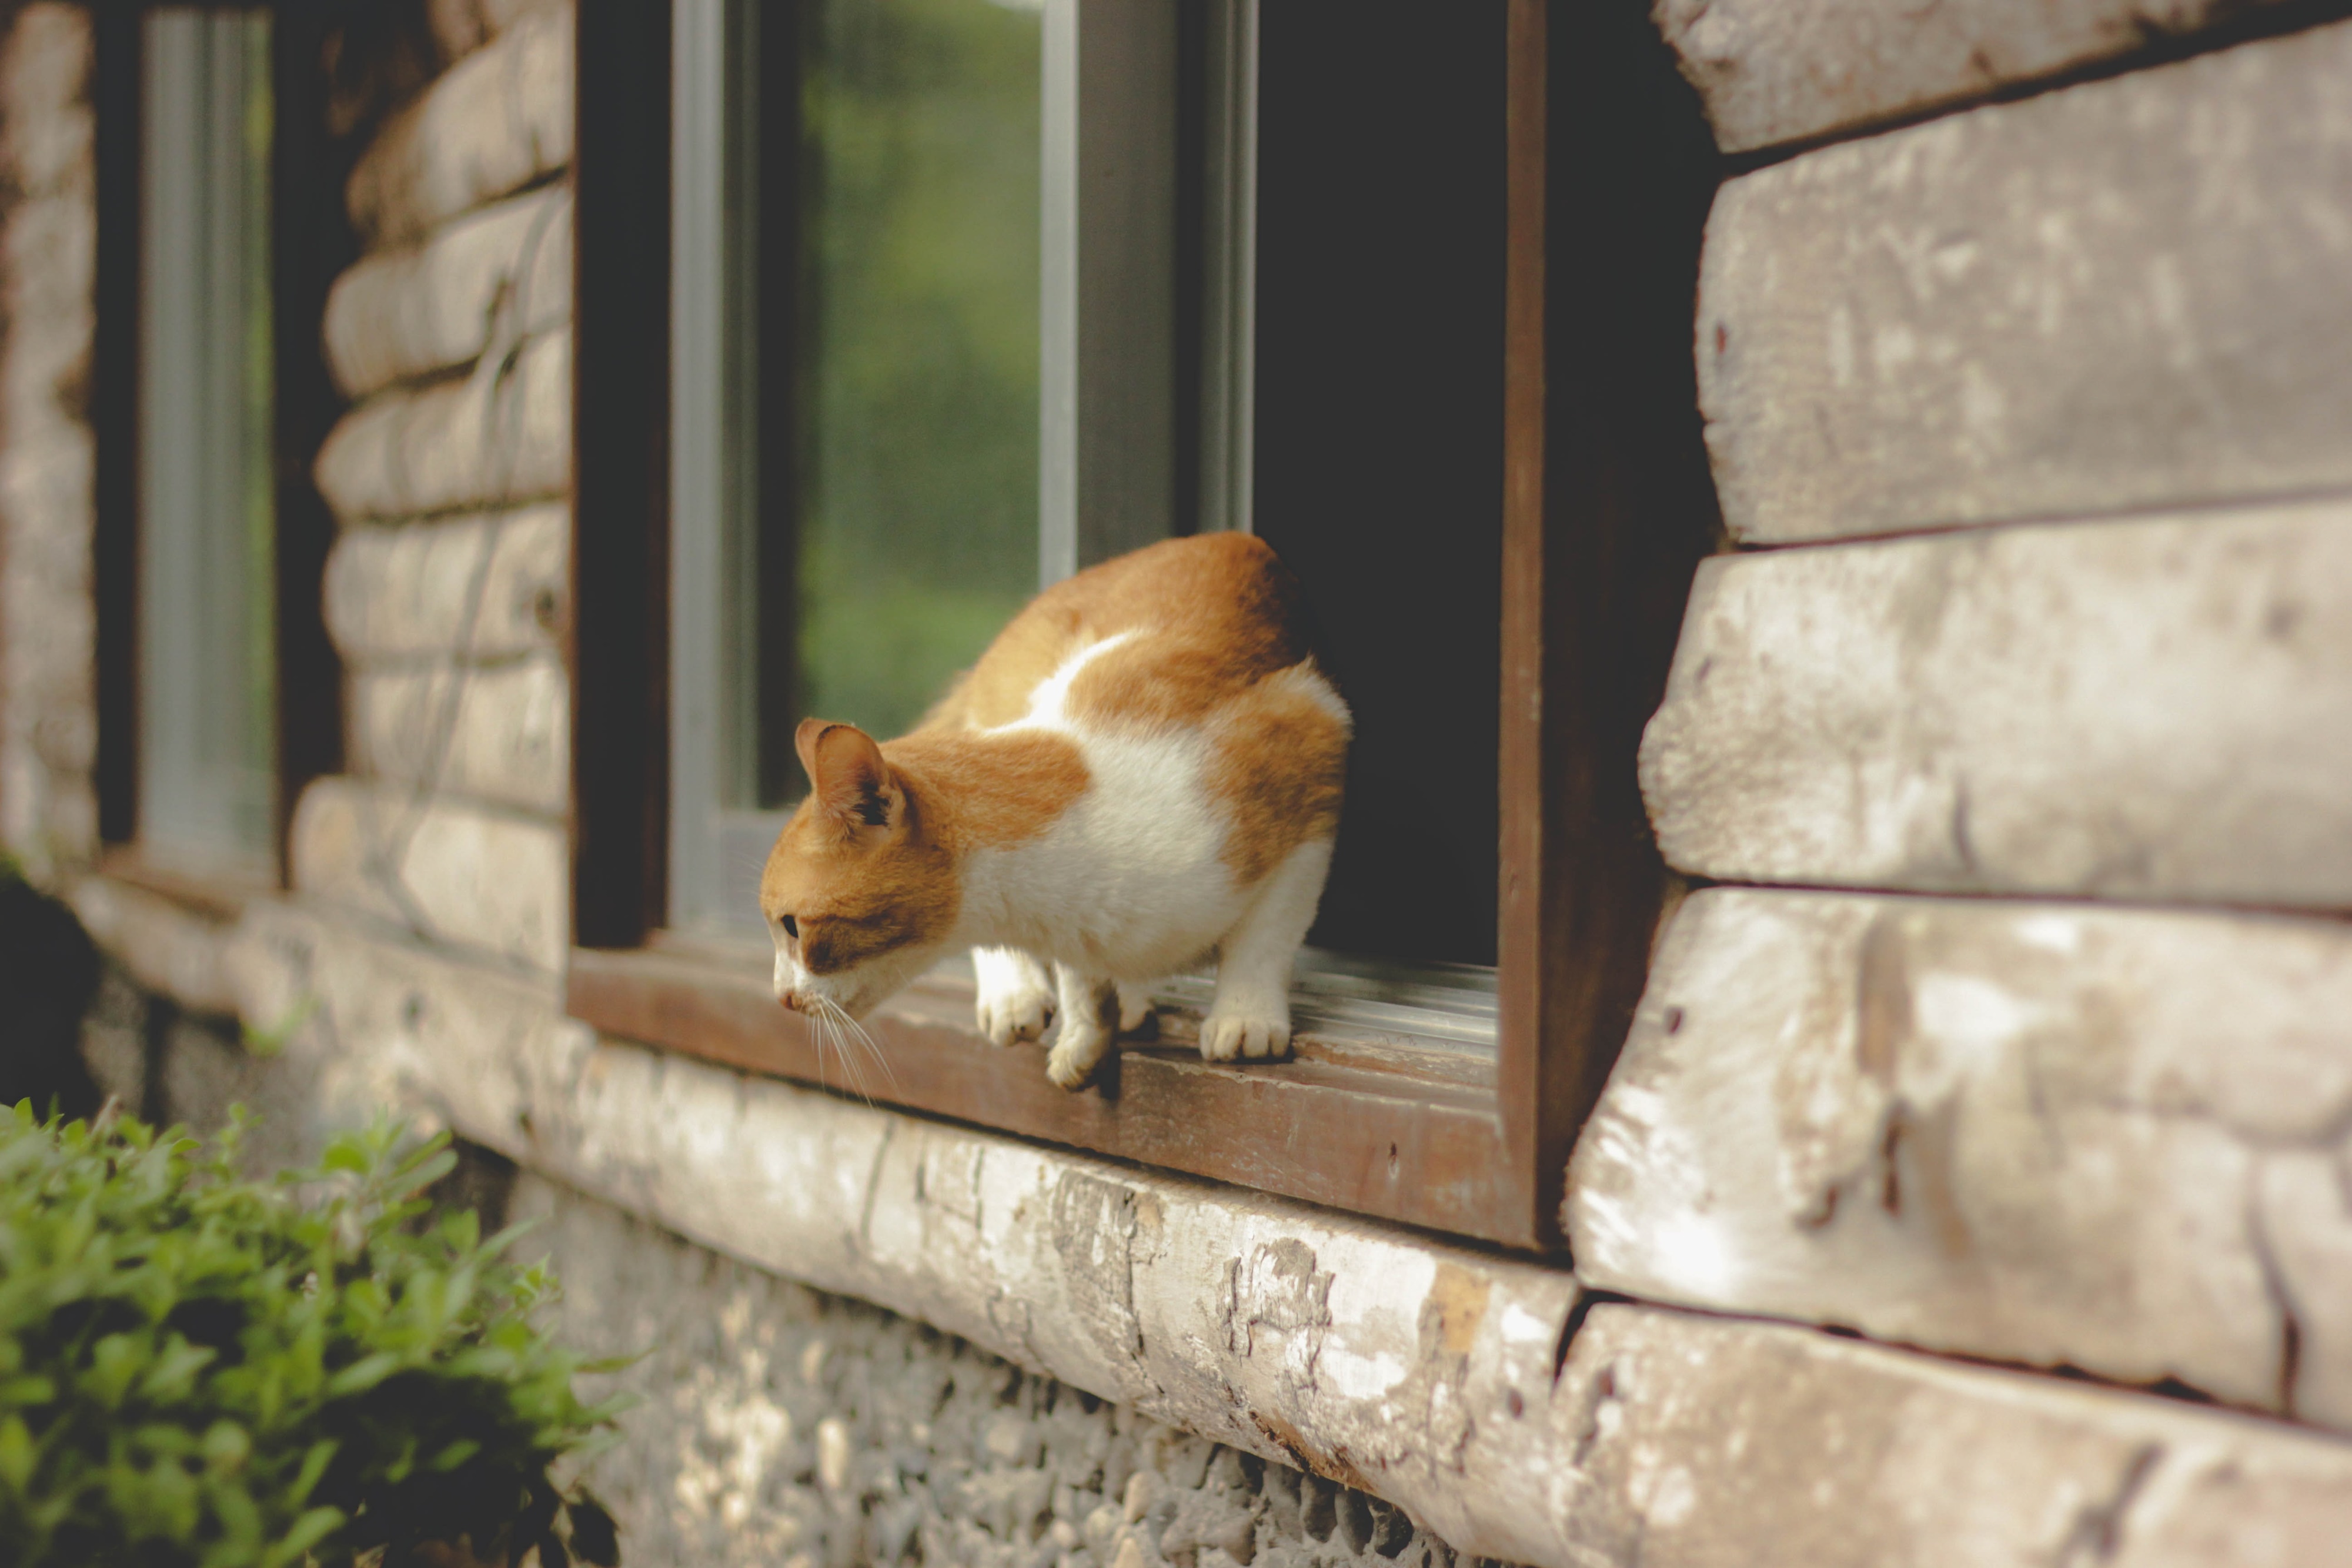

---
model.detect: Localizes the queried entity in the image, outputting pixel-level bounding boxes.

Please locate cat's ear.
[797,718,903,833]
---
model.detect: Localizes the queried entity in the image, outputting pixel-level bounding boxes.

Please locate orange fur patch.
[890,729,1091,855]
[926,533,1316,736]
[1205,674,1348,883]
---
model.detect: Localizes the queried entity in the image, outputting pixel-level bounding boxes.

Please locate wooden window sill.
[567,938,1525,1245]
[96,845,275,922]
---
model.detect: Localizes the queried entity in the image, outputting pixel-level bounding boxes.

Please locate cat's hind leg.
[973,947,1054,1047]
[1116,980,1157,1037]
[1201,837,1334,1062]
[1046,964,1121,1090]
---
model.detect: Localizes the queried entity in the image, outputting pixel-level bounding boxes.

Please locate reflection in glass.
[670,0,1041,936]
[138,9,275,872]
[784,0,1041,785]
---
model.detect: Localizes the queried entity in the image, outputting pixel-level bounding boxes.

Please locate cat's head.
[759,719,959,1021]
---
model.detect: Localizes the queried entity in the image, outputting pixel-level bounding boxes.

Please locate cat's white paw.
[977,987,1051,1048]
[973,947,1054,1047]
[1117,981,1156,1035]
[1045,1025,1112,1090]
[1200,1013,1292,1062]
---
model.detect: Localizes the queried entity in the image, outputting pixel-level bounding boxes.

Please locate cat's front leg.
[1202,838,1335,1062]
[1045,964,1121,1090]
[973,946,1054,1047]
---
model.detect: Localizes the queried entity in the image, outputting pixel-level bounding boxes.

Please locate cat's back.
[932,533,1326,734]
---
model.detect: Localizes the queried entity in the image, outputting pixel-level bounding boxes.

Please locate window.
[571,0,1722,1249]
[91,5,349,898]
[134,9,277,877]
[667,0,1050,940]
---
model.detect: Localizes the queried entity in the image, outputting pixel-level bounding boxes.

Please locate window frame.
[90,0,349,904]
[569,0,1716,1251]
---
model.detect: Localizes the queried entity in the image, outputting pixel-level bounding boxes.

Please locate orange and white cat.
[759,533,1349,1089]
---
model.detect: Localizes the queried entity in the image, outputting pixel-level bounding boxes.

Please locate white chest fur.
[956,636,1250,978]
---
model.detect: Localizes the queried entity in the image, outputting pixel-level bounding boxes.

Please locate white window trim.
[667,0,763,935]
[1038,0,1176,583]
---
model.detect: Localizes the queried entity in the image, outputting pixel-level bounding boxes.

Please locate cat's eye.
[779,914,799,941]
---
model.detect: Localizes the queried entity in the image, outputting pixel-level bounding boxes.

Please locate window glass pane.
[137,9,275,874]
[783,0,1042,780]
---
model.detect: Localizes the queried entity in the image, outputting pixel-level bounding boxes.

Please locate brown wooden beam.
[1498,0,1726,1251]
[570,943,1522,1246]
[570,2,673,949]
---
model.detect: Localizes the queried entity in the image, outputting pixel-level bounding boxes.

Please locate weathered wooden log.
[1549,1303,2352,1566]
[68,872,239,1017]
[225,897,2352,1564]
[0,156,96,876]
[1640,498,2352,906]
[5,192,93,420]
[346,2,571,247]
[288,777,564,973]
[323,504,564,665]
[313,325,568,523]
[323,183,570,399]
[1566,887,2352,1428]
[1,24,98,878]
[426,0,566,65]
[226,898,1586,1567]
[1,5,89,198]
[1699,20,2352,543]
[1654,0,2302,153]
[349,654,566,816]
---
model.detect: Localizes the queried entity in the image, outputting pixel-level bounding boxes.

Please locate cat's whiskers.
[808,995,885,1105]
[800,997,843,1097]
[828,1002,900,1097]
[801,1002,831,1091]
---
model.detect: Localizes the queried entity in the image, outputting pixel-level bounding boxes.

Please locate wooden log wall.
[1655,0,2308,152]
[296,5,574,976]
[0,5,99,880]
[1695,22,2352,544]
[1568,3,2352,1517]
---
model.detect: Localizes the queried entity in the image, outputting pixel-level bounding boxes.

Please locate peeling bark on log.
[324,183,570,399]
[288,777,564,973]
[226,900,1585,1567]
[1654,0,2303,153]
[1639,499,2352,906]
[1549,1304,2352,1566]
[1566,887,2352,1428]
[1698,21,2352,543]
[323,504,564,664]
[313,326,568,523]
[346,2,572,248]
[349,654,566,815]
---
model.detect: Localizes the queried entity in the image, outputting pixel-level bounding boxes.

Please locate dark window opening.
[1253,6,1506,967]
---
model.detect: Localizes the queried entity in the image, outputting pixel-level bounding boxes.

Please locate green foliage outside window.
[789,0,1043,766]
[0,1106,625,1567]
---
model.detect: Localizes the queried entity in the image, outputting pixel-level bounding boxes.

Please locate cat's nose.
[777,988,803,1013]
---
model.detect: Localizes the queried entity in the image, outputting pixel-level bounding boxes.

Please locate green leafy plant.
[0,1104,626,1567]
